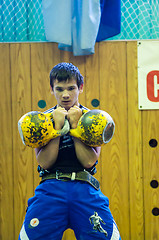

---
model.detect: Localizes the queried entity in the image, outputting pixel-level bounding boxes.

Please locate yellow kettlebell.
[69,109,115,147]
[18,111,70,148]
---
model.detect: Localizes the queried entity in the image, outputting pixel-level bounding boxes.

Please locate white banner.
[138,40,159,110]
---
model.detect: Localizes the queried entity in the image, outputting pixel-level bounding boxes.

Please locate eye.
[68,86,76,91]
[56,87,63,92]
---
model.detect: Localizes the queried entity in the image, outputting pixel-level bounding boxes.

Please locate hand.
[52,107,68,130]
[67,106,82,129]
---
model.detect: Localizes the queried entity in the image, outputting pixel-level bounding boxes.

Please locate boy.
[19,62,121,240]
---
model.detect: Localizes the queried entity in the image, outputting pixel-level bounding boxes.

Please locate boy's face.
[51,79,83,110]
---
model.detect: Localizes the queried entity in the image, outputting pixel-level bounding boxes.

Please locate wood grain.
[10,43,34,239]
[142,110,159,240]
[31,42,61,188]
[99,41,130,240]
[0,43,14,239]
[85,43,102,182]
[127,41,144,240]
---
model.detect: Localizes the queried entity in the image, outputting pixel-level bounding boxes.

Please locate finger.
[68,106,80,113]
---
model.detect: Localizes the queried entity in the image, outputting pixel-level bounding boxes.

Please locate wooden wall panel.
[85,44,102,182]
[0,44,14,239]
[99,41,130,240]
[10,43,34,239]
[127,42,144,240]
[142,111,159,240]
[31,42,60,112]
[31,42,61,189]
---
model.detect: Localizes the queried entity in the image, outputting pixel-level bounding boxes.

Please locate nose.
[62,90,69,98]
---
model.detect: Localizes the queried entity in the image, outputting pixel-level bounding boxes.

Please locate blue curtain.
[42,0,121,56]
[96,0,121,41]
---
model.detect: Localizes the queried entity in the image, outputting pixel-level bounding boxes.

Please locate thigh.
[69,181,121,240]
[19,180,69,240]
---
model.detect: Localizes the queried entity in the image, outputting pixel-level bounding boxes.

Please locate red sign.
[147,71,159,102]
[138,40,159,109]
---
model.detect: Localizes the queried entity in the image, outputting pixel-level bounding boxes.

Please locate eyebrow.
[55,86,63,89]
[55,85,76,90]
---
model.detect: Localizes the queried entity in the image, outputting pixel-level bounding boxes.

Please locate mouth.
[62,101,71,104]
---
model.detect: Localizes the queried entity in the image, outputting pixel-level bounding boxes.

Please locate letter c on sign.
[147,71,159,102]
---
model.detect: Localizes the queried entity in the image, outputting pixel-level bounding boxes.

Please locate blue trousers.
[19,179,121,240]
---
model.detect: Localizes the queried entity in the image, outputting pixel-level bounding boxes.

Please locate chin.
[64,104,73,110]
[61,105,70,110]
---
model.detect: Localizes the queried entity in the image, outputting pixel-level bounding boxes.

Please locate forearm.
[35,137,60,170]
[73,137,101,169]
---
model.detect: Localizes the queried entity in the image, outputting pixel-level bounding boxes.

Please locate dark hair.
[50,62,84,89]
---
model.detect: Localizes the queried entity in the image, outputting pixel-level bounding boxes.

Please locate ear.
[79,84,83,93]
[50,86,54,95]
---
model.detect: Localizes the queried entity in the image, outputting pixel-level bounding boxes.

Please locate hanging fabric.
[42,0,121,56]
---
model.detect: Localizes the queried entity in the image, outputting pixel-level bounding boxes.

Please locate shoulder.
[79,104,90,111]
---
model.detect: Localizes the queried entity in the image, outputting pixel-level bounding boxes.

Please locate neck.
[57,102,80,110]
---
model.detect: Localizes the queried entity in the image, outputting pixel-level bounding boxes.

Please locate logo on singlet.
[30,218,39,228]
